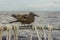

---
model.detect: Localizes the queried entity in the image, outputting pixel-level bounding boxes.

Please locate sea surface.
[0,11,60,40]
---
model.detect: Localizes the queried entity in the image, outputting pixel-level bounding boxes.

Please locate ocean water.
[0,11,60,40]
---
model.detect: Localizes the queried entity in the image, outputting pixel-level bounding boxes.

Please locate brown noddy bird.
[9,12,39,24]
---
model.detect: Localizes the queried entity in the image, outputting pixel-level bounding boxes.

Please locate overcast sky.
[0,0,60,11]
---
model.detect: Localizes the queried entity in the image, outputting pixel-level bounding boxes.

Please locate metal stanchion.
[30,25,35,40]
[33,25,41,40]
[0,24,3,40]
[6,25,12,40]
[13,25,19,40]
[48,24,53,40]
[39,25,47,40]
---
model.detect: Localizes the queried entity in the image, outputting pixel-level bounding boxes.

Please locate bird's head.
[11,14,17,18]
[29,12,39,17]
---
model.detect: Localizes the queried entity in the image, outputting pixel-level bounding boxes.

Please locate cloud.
[29,3,60,8]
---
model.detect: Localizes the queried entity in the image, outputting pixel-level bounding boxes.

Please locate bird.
[9,12,39,25]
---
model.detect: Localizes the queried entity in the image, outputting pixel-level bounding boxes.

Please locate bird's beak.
[34,14,39,17]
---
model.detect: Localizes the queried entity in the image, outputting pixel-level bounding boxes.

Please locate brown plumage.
[10,12,39,24]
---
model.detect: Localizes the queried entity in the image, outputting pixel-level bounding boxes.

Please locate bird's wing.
[12,14,29,22]
[21,15,29,21]
[17,14,28,22]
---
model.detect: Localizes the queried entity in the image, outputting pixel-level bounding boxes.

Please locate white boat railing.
[0,24,60,40]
